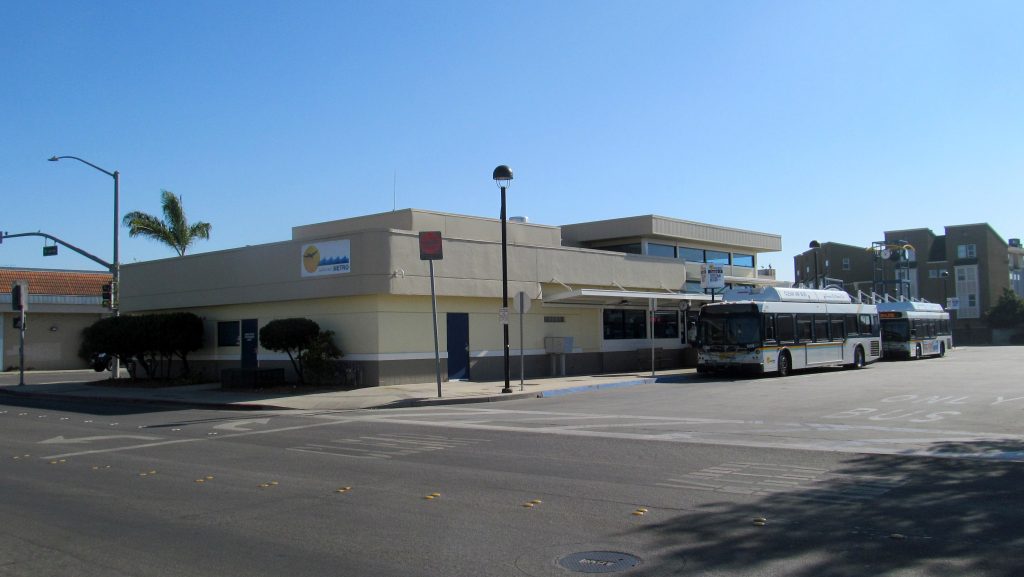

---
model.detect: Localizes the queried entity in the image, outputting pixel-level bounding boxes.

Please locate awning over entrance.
[543,288,713,308]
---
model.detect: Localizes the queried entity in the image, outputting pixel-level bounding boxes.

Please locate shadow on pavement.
[628,439,1024,576]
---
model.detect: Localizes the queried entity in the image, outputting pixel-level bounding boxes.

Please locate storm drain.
[557,551,642,573]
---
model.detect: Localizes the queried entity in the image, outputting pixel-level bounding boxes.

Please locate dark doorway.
[446,313,470,380]
[241,319,259,369]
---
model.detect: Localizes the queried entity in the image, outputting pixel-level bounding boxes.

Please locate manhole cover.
[557,551,642,573]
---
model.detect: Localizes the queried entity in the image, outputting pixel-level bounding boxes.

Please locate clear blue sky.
[3,1,1022,284]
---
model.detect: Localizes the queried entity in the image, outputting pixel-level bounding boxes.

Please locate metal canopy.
[544,288,713,307]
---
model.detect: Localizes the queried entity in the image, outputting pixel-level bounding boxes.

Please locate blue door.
[446,313,470,380]
[241,319,259,369]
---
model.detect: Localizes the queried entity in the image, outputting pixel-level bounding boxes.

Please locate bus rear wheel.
[939,342,946,357]
[777,352,791,377]
[850,346,865,369]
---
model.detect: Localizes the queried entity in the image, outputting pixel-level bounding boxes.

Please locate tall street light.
[493,165,513,394]
[809,240,821,289]
[49,155,120,378]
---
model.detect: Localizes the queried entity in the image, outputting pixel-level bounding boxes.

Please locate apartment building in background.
[794,223,1014,344]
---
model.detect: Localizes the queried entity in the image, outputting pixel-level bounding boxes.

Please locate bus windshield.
[701,313,761,346]
[882,319,910,342]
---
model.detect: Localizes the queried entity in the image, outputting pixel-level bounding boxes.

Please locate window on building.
[733,253,754,267]
[957,244,977,259]
[603,309,647,340]
[217,321,241,347]
[705,250,730,266]
[599,243,642,255]
[647,243,676,258]
[678,247,704,263]
[842,257,851,271]
[652,311,679,338]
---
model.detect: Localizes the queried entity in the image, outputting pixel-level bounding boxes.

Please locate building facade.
[1,268,112,371]
[120,209,782,386]
[793,242,874,294]
[793,223,1014,344]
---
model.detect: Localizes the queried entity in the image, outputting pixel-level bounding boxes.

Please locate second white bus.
[697,287,881,377]
[877,301,952,360]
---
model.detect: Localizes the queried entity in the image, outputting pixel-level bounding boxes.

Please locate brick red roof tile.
[0,268,112,297]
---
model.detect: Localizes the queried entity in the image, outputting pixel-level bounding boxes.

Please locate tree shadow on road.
[630,440,1024,576]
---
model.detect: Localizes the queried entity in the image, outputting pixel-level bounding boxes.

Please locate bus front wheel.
[914,344,922,360]
[939,342,946,358]
[777,352,791,377]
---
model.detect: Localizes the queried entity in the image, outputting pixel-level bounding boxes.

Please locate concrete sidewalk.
[0,369,695,411]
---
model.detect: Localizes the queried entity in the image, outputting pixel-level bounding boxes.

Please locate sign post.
[513,291,531,390]
[701,264,725,302]
[419,232,444,398]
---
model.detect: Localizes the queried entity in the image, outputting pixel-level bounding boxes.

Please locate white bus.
[877,301,952,360]
[696,287,881,377]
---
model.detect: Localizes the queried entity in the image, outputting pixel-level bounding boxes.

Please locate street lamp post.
[49,155,120,378]
[809,240,821,289]
[493,165,513,394]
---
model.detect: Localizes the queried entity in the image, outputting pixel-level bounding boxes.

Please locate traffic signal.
[101,283,112,308]
[11,281,27,311]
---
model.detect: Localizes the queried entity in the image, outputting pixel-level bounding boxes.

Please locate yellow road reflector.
[753,517,767,523]
[270,481,279,486]
[636,507,648,513]
[430,492,441,497]
[890,533,907,540]
[632,511,646,516]
[195,479,206,483]
[205,475,214,480]
[530,499,543,504]
[523,503,535,508]
[424,495,435,500]
[753,520,766,527]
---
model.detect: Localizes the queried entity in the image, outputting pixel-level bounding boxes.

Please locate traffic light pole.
[18,307,26,386]
[1,231,113,271]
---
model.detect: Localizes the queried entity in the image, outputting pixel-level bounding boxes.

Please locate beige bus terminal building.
[116,209,782,386]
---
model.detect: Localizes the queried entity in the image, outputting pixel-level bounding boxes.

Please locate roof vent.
[509,216,529,223]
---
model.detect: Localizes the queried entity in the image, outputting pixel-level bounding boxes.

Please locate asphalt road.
[2,347,1023,576]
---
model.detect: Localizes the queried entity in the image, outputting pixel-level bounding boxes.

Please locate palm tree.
[122,190,212,256]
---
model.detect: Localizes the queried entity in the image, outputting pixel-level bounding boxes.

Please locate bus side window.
[831,316,845,341]
[796,314,813,342]
[846,314,858,337]
[776,313,795,343]
[813,315,829,342]
[858,314,872,336]
[763,313,776,342]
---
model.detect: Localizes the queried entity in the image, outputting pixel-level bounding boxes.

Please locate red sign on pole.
[419,231,443,260]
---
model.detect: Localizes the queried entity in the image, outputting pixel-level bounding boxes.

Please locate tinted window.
[678,247,704,263]
[796,314,813,341]
[217,321,240,347]
[706,250,730,266]
[733,253,754,267]
[831,318,845,340]
[845,314,858,336]
[604,309,647,339]
[652,311,679,338]
[776,314,795,342]
[600,243,641,255]
[647,243,676,258]
[813,315,830,342]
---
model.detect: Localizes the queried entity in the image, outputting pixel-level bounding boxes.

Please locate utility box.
[544,337,574,354]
